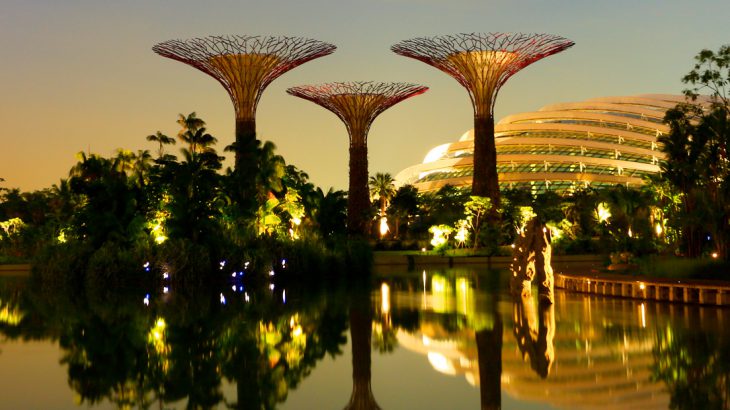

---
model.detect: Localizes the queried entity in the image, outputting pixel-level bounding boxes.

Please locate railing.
[556,273,730,306]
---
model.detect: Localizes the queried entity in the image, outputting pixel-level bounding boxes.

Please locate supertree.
[392,33,574,206]
[152,35,336,208]
[287,82,427,236]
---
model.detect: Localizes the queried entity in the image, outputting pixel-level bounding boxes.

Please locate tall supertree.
[152,35,336,208]
[392,33,574,206]
[287,82,427,236]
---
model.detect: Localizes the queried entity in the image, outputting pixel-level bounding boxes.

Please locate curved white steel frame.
[395,94,700,193]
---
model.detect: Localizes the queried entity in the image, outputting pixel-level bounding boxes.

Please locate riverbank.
[373,251,730,306]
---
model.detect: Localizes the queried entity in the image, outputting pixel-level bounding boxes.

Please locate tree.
[386,185,420,239]
[464,196,492,249]
[146,131,176,159]
[661,45,730,258]
[369,173,396,218]
[311,188,348,241]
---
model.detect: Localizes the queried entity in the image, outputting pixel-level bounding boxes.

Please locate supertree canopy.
[287,82,428,236]
[153,35,336,200]
[392,33,574,205]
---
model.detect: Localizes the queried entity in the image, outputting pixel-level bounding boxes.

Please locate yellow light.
[0,301,23,326]
[429,225,453,248]
[381,283,391,314]
[292,217,302,226]
[639,282,645,290]
[596,203,611,223]
[712,252,719,259]
[655,223,663,236]
[57,229,67,244]
[150,221,167,244]
[628,227,633,238]
[454,221,469,247]
[379,217,389,238]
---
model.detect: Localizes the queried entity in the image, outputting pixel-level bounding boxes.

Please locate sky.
[2,0,729,192]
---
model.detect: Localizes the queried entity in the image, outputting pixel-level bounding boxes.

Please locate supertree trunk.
[473,115,500,205]
[348,142,371,236]
[234,117,259,211]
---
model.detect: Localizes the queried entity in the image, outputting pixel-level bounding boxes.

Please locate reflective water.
[0,266,728,409]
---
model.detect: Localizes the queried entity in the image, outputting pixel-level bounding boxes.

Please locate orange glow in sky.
[2,0,729,191]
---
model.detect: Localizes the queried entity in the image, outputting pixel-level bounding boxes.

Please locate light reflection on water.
[0,268,729,409]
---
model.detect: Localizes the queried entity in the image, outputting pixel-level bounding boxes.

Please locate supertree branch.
[287,82,427,145]
[391,32,574,117]
[153,35,336,121]
[287,82,427,236]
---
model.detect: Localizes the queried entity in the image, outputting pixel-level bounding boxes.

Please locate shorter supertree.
[287,82,427,236]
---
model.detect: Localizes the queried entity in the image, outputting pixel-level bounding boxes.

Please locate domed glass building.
[395,94,700,194]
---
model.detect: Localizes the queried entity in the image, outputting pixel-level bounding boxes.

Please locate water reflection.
[344,288,381,410]
[1,269,729,409]
[373,269,730,410]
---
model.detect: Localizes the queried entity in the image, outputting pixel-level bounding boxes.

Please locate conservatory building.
[395,94,701,194]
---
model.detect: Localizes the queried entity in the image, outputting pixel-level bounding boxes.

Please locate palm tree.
[311,187,348,240]
[387,185,420,239]
[368,173,396,217]
[146,131,176,158]
[176,112,205,136]
[131,150,153,187]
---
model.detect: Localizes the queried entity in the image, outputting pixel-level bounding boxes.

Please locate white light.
[269,270,275,277]
[379,217,389,238]
[231,272,236,278]
[639,303,646,328]
[143,294,150,306]
[269,283,275,291]
[244,292,250,302]
[381,283,390,314]
[220,293,226,305]
[143,262,150,268]
[163,286,169,294]
[162,272,169,279]
[281,259,287,268]
[232,285,236,291]
[283,290,286,304]
[427,352,457,375]
[244,261,250,268]
[421,247,426,252]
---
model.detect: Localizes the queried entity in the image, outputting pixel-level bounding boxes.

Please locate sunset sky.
[2,0,729,192]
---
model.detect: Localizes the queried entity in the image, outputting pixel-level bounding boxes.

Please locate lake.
[0,266,728,409]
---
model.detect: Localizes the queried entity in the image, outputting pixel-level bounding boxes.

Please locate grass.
[634,255,730,281]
